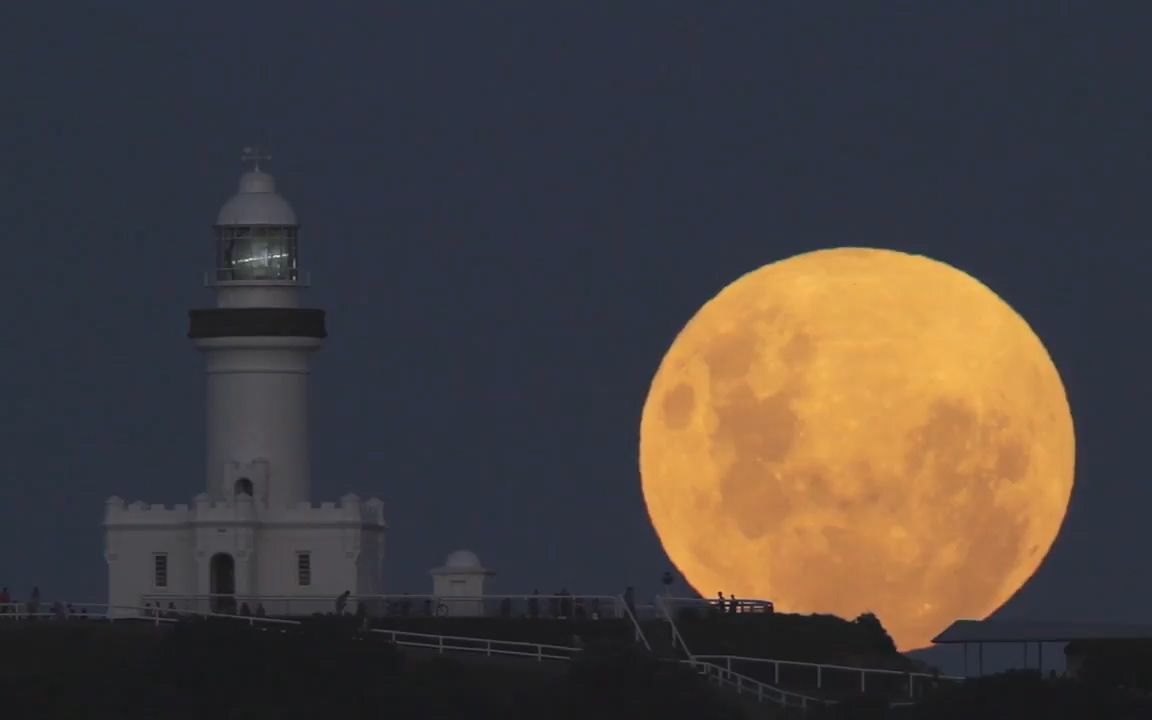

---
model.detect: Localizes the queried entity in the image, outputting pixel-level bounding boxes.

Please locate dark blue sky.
[0,2,1147,649]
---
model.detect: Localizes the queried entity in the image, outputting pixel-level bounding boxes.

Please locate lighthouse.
[104,149,387,617]
[191,147,321,508]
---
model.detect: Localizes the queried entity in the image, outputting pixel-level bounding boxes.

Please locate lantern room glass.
[215,225,299,281]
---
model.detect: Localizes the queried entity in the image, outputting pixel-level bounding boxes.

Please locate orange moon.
[639,247,1075,651]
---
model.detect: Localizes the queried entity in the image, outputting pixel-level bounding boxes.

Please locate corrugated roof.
[933,619,1152,644]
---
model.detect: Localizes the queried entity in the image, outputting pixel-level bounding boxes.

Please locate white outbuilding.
[429,550,494,617]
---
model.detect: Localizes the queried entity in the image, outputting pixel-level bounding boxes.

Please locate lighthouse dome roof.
[216,170,297,226]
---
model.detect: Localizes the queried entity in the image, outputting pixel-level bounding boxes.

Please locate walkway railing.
[687,660,832,711]
[0,601,582,663]
[692,654,965,698]
[141,592,654,652]
[654,595,695,659]
[141,593,635,622]
[367,627,579,661]
[656,594,816,709]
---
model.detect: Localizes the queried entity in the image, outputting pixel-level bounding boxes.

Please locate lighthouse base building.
[104,493,386,615]
[103,150,387,616]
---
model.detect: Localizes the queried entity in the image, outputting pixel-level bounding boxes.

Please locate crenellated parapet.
[103,493,387,528]
[104,496,192,527]
[275,493,387,526]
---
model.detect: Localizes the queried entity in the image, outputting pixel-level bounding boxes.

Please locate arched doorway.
[210,553,236,614]
[234,477,253,497]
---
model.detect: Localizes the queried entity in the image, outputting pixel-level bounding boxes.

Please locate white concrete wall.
[194,337,322,508]
[432,572,489,617]
[105,494,386,616]
[105,525,194,616]
[356,527,386,596]
[256,526,354,602]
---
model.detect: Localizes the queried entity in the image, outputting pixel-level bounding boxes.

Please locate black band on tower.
[188,308,327,339]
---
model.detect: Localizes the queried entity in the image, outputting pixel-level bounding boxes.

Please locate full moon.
[639,247,1075,651]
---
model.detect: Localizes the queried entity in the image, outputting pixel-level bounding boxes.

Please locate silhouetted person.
[528,589,540,619]
[716,591,726,615]
[240,602,251,616]
[167,602,177,619]
[255,603,266,617]
[549,591,561,618]
[499,597,511,618]
[623,586,635,616]
[590,598,601,620]
[560,588,572,619]
[335,590,350,615]
[728,594,738,614]
[29,586,40,618]
[0,586,9,613]
[575,597,586,620]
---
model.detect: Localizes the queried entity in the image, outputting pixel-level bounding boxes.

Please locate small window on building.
[153,553,168,589]
[296,552,311,587]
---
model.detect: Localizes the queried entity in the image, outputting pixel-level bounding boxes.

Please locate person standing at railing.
[28,586,40,619]
[528,589,540,619]
[335,590,350,616]
[0,586,9,614]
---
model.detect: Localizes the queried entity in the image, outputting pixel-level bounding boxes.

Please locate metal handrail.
[614,595,653,652]
[140,592,642,626]
[687,659,829,709]
[367,627,580,661]
[654,595,695,660]
[1,601,581,663]
[368,626,576,651]
[692,653,966,682]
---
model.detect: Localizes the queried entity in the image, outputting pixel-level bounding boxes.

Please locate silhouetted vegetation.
[0,619,742,719]
[1066,639,1152,691]
[5,618,1152,718]
[888,670,1152,720]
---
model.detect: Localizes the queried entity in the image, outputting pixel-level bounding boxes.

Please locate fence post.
[860,670,866,692]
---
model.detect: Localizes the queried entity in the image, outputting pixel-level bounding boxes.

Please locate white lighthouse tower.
[104,149,387,616]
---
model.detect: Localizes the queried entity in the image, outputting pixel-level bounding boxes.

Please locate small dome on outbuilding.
[445,550,482,569]
[430,549,493,576]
